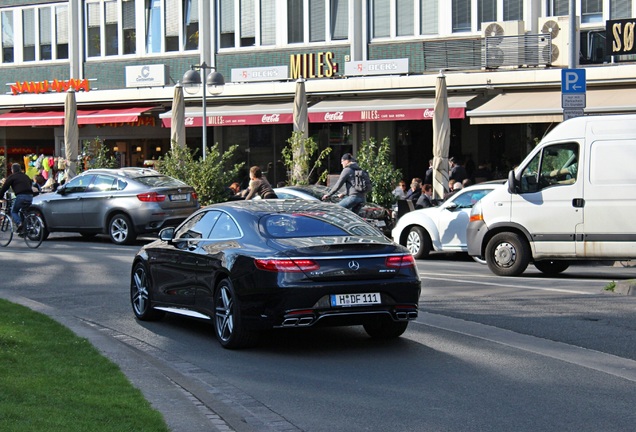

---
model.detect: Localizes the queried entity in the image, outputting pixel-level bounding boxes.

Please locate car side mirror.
[159,227,175,242]
[56,186,67,195]
[507,169,520,194]
[444,202,458,211]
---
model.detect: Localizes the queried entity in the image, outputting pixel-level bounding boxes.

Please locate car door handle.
[572,198,585,208]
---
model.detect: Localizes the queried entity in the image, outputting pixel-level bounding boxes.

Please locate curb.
[613,280,636,296]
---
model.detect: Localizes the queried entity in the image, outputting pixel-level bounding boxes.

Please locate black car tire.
[109,213,136,245]
[130,262,165,321]
[214,279,259,349]
[485,232,531,276]
[534,260,569,276]
[363,317,409,339]
[405,226,431,259]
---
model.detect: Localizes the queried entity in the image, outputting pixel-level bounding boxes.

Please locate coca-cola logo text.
[323,112,344,121]
[422,109,434,119]
[261,114,281,123]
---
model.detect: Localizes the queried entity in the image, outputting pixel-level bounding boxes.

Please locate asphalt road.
[1,235,635,432]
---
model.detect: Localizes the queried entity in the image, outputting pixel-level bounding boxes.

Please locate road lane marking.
[415,312,636,383]
[419,274,592,294]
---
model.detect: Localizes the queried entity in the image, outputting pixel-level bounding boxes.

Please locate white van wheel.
[486,232,530,276]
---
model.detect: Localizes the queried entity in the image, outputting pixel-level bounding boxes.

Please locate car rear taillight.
[137,192,166,202]
[386,255,415,269]
[255,259,320,272]
[191,192,198,201]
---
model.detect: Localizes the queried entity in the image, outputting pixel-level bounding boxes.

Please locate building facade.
[1,0,636,184]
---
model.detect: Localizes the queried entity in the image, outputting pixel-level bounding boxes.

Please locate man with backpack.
[322,153,370,211]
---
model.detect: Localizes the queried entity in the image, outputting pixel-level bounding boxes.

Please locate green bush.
[157,143,244,206]
[80,137,117,171]
[357,137,402,209]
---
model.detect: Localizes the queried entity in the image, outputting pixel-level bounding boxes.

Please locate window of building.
[581,0,603,23]
[476,0,525,29]
[611,0,633,18]
[261,0,277,45]
[373,0,434,38]
[87,0,132,57]
[452,0,472,32]
[56,6,69,59]
[421,0,439,35]
[144,0,198,54]
[548,0,570,16]
[397,0,415,36]
[23,9,36,61]
[2,10,14,63]
[39,8,52,60]
[503,0,523,21]
[373,0,390,38]
[0,4,67,64]
[288,0,303,43]
[220,0,347,48]
[478,0,497,30]
[310,0,326,42]
[241,0,256,46]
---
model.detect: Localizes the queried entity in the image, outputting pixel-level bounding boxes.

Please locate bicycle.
[0,198,45,248]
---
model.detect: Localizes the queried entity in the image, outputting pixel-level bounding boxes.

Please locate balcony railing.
[423,34,553,71]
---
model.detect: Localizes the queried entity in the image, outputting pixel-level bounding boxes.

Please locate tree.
[157,143,244,206]
[281,131,331,185]
[80,137,117,171]
[356,137,402,209]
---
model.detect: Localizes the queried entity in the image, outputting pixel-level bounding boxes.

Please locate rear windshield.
[261,212,378,238]
[134,175,187,188]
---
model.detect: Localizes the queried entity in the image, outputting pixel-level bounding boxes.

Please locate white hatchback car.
[392,182,503,259]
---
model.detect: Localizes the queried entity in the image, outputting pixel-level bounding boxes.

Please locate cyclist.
[0,163,35,232]
[321,153,367,211]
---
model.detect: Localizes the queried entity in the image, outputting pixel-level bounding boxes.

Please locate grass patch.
[0,299,169,432]
[604,281,616,292]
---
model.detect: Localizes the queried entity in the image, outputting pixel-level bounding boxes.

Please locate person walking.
[322,153,367,210]
[0,163,35,230]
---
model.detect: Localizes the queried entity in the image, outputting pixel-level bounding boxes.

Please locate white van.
[467,114,636,276]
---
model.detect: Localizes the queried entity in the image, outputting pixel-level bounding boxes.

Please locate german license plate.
[170,194,187,201]
[331,293,381,307]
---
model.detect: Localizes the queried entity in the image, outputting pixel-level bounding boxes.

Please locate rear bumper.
[277,304,419,328]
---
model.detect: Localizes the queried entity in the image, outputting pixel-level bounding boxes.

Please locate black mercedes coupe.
[131,199,421,349]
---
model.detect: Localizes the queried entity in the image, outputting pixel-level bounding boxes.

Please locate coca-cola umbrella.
[432,71,450,201]
[64,88,78,180]
[171,82,186,148]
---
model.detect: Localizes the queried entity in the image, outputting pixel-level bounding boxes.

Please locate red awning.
[160,103,293,127]
[0,107,154,127]
[307,97,473,123]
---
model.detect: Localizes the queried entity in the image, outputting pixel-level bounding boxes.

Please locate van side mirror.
[507,170,520,194]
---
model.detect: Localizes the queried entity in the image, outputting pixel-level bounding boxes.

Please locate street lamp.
[182,62,225,160]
